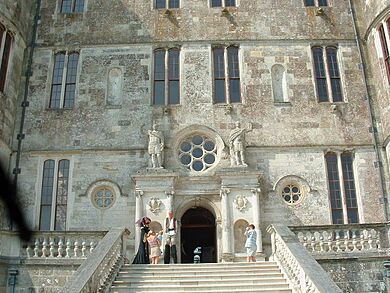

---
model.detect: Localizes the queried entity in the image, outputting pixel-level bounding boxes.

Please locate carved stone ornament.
[148,198,162,214]
[234,195,248,212]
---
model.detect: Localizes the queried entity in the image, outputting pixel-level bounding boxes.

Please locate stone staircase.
[109,261,292,293]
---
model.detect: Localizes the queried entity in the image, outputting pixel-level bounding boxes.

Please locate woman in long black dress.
[132,216,151,264]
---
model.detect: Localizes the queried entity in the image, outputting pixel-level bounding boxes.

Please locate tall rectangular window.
[211,0,235,7]
[304,0,327,6]
[39,159,69,231]
[378,23,390,83]
[155,0,180,9]
[49,52,79,109]
[153,48,180,105]
[312,46,343,102]
[0,24,13,92]
[325,152,359,224]
[61,0,85,13]
[213,46,241,104]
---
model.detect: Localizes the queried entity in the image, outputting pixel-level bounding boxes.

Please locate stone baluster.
[42,238,48,257]
[74,240,80,257]
[90,241,95,254]
[343,230,349,251]
[310,234,316,252]
[49,237,55,257]
[26,243,33,257]
[351,230,358,251]
[81,241,87,258]
[33,238,40,257]
[65,239,71,258]
[319,233,325,252]
[220,188,233,260]
[335,230,341,251]
[327,231,333,252]
[134,189,144,252]
[58,238,64,258]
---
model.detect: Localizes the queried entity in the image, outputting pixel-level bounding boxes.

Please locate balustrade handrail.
[60,227,130,293]
[267,224,343,293]
[289,222,390,231]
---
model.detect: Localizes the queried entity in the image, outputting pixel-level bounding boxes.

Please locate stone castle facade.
[1,0,390,292]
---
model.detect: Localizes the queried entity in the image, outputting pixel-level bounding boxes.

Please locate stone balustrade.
[267,224,343,293]
[23,231,107,259]
[60,227,130,293]
[289,223,389,255]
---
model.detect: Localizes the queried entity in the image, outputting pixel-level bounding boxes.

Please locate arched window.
[378,22,390,83]
[107,67,123,106]
[39,159,70,230]
[326,47,342,102]
[271,64,287,103]
[61,0,85,13]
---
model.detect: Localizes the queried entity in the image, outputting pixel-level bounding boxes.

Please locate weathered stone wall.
[320,258,388,293]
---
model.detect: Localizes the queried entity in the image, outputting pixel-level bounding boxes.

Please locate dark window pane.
[169,0,179,8]
[347,209,359,224]
[169,80,180,104]
[156,0,166,9]
[0,31,12,92]
[50,53,65,108]
[211,0,222,7]
[55,160,69,231]
[225,0,235,6]
[379,25,390,83]
[341,153,359,223]
[325,153,344,224]
[74,0,85,12]
[326,47,343,102]
[154,81,165,105]
[214,80,226,103]
[64,53,78,108]
[304,0,315,6]
[227,47,239,78]
[331,79,342,102]
[318,0,327,6]
[39,160,55,230]
[229,79,241,103]
[213,48,225,78]
[61,0,72,13]
[312,47,329,102]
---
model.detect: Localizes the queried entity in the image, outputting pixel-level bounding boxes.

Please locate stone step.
[115,272,284,281]
[113,277,287,285]
[123,262,278,269]
[110,282,291,291]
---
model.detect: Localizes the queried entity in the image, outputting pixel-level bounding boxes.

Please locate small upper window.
[211,0,236,8]
[0,23,13,93]
[61,0,85,13]
[378,20,390,84]
[155,0,179,9]
[304,0,327,7]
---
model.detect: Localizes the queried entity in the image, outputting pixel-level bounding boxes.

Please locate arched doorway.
[180,207,217,263]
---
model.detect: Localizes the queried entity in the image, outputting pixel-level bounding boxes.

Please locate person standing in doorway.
[132,216,151,264]
[244,224,257,262]
[164,211,178,264]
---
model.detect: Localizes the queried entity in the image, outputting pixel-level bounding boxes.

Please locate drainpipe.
[348,0,389,222]
[13,0,41,186]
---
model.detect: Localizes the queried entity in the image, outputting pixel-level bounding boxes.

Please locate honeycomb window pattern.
[179,135,217,172]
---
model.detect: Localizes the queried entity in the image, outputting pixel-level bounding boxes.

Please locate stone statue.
[148,123,164,168]
[229,121,252,167]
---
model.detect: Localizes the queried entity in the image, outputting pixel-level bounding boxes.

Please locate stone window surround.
[376,17,390,86]
[324,150,360,225]
[173,124,225,174]
[35,157,73,231]
[212,44,242,104]
[86,180,121,210]
[47,49,81,109]
[152,47,181,106]
[310,45,345,103]
[57,0,87,14]
[273,175,311,207]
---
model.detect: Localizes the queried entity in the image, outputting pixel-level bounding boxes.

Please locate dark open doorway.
[180,207,217,263]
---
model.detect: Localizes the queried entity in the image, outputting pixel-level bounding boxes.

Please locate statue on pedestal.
[148,123,164,168]
[229,121,252,167]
